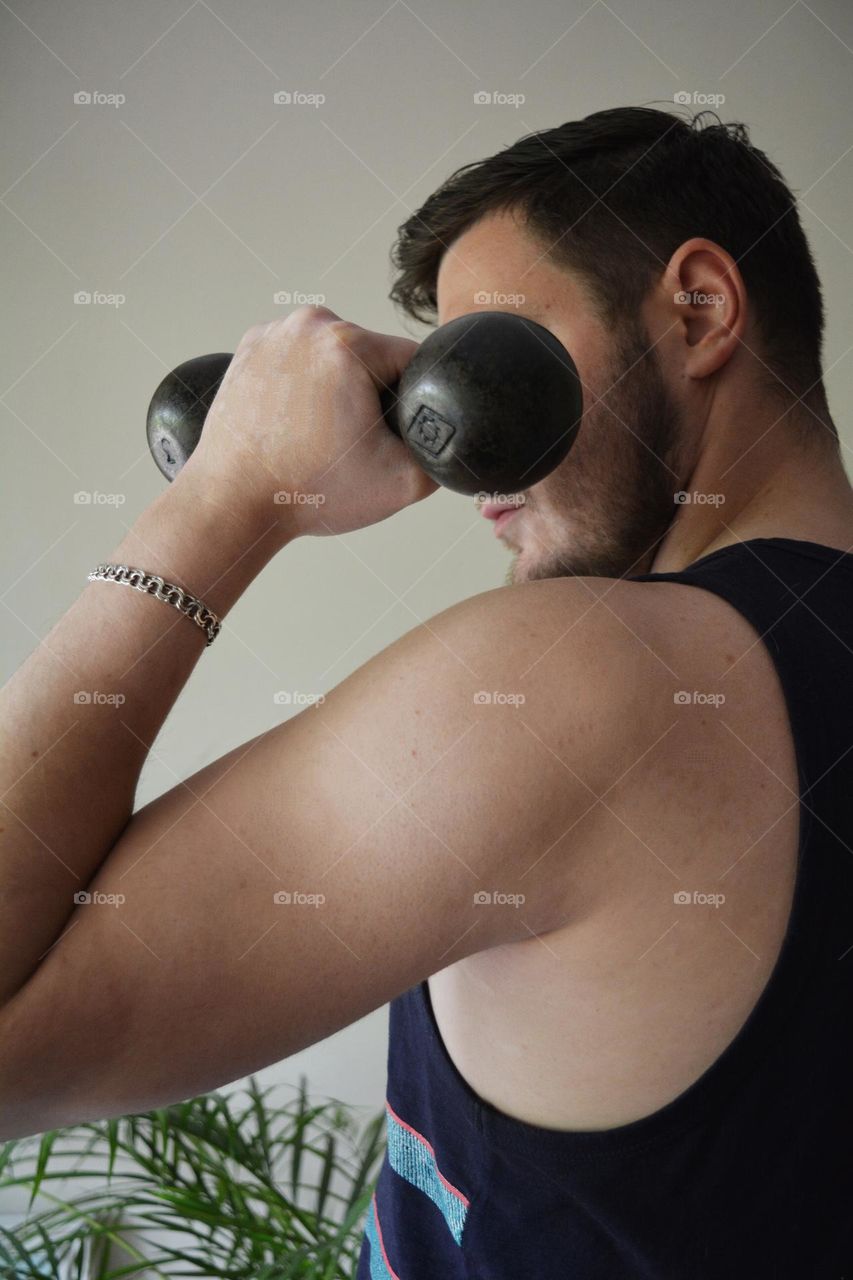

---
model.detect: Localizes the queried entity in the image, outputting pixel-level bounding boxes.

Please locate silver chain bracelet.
[87,563,222,645]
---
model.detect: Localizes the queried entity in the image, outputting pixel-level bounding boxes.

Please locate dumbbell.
[146,311,583,496]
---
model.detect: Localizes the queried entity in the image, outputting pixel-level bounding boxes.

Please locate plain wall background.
[2,0,853,1172]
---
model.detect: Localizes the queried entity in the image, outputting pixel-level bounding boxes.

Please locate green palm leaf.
[0,1077,385,1279]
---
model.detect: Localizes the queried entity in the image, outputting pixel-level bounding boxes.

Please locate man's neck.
[651,411,853,574]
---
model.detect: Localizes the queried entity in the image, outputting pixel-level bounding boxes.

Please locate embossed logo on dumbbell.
[406,405,456,457]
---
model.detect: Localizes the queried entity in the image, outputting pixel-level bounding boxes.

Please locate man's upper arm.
[0,576,651,1136]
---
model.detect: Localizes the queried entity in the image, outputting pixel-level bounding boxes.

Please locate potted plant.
[0,1077,385,1279]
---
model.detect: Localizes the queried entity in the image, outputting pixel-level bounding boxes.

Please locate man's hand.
[189,305,439,537]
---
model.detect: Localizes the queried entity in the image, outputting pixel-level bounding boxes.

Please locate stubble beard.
[504,322,685,584]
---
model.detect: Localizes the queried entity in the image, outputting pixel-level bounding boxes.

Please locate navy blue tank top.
[356,538,853,1278]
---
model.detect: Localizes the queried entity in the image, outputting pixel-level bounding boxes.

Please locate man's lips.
[479,500,525,537]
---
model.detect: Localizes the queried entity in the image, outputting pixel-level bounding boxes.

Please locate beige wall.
[2,0,852,1135]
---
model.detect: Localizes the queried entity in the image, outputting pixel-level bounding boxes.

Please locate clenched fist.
[185,305,438,538]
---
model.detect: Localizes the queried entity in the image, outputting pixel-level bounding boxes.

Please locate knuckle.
[325,320,357,351]
[239,321,271,347]
[288,303,338,330]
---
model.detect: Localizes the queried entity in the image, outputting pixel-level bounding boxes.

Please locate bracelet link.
[87,563,222,645]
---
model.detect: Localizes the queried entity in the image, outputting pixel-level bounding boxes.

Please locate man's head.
[388,107,834,582]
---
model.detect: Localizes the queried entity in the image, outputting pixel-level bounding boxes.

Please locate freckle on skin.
[411,749,417,758]
[31,750,38,759]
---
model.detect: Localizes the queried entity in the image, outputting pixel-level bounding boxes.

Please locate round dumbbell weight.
[146,311,583,496]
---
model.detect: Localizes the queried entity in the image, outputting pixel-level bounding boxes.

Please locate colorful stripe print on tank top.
[365,1100,471,1275]
[363,1193,401,1280]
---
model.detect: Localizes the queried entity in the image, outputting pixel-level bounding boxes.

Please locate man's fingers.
[329,323,420,391]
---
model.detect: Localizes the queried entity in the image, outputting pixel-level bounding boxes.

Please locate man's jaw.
[497,508,557,582]
[477,494,578,582]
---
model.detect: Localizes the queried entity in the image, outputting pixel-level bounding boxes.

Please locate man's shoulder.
[346,568,769,823]
[419,573,718,704]
[378,573,734,789]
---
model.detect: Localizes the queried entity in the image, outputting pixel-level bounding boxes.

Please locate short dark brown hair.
[389,106,833,434]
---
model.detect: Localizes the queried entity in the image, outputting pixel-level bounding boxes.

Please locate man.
[2,106,853,1276]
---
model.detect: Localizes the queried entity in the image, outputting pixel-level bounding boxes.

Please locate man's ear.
[665,237,747,379]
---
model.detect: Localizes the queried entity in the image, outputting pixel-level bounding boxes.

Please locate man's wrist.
[109,461,293,621]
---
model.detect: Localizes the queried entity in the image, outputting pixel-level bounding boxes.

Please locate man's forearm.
[0,461,288,1004]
